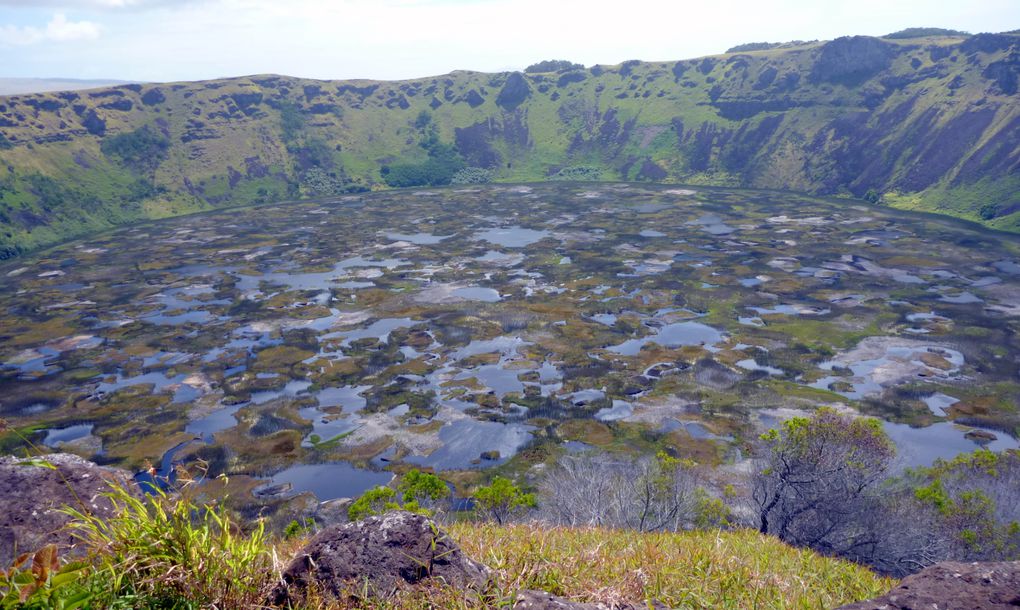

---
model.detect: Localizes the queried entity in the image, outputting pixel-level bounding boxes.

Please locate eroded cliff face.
[0,32,1017,256]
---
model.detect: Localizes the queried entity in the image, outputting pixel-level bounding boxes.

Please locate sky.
[1,0,1018,83]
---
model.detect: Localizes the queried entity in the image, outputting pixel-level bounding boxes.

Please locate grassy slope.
[444,523,895,609]
[13,475,893,608]
[0,32,1017,256]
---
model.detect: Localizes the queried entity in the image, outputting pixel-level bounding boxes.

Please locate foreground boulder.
[271,511,491,603]
[514,589,603,609]
[0,453,138,567]
[514,589,666,610]
[837,561,1020,610]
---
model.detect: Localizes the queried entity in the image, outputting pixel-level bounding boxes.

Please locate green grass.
[2,477,895,609]
[1,34,1017,256]
[448,523,895,609]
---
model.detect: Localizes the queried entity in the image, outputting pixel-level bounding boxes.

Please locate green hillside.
[0,31,1017,257]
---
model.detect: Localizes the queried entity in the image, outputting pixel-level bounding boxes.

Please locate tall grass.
[62,483,275,608]
[1,471,894,609]
[276,523,894,609]
[447,523,895,610]
[0,422,894,608]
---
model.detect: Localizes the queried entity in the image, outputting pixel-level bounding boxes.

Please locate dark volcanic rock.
[0,453,137,567]
[514,589,666,610]
[983,57,1019,95]
[837,561,1020,610]
[497,72,532,111]
[812,36,895,85]
[81,108,106,136]
[271,511,491,603]
[141,87,166,106]
[514,590,602,609]
[960,33,1018,55]
[462,89,486,108]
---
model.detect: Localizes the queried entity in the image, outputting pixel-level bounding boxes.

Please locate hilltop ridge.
[0,30,1017,256]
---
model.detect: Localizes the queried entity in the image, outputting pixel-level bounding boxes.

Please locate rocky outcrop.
[514,589,667,610]
[837,561,1020,610]
[0,453,138,567]
[514,590,603,609]
[270,511,491,603]
[811,36,894,85]
[496,72,532,111]
[272,510,667,608]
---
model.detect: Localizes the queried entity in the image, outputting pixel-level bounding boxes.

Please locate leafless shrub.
[536,452,703,532]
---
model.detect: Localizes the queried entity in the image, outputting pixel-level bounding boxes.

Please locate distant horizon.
[1,26,1015,91]
[1,0,1017,83]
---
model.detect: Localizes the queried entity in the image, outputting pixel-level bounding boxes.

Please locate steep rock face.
[811,36,895,85]
[0,31,1018,256]
[837,561,1020,610]
[497,72,532,110]
[0,453,138,566]
[270,511,491,603]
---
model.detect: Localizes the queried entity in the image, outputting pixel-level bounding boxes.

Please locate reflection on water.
[452,287,501,302]
[473,226,550,248]
[608,322,724,355]
[385,232,454,245]
[596,400,633,422]
[406,419,535,470]
[885,421,1020,470]
[264,463,392,500]
[3,183,1020,505]
[42,423,93,447]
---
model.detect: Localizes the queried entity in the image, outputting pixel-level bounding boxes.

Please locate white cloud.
[0,13,101,45]
[0,1,151,7]
[3,0,1018,80]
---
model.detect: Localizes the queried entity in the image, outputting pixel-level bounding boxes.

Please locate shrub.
[381,141,465,187]
[413,110,432,130]
[277,100,305,141]
[473,477,536,525]
[99,126,169,173]
[398,469,449,507]
[751,408,957,575]
[25,174,101,214]
[524,60,583,73]
[551,166,602,181]
[753,410,895,554]
[884,27,969,39]
[726,42,781,53]
[300,166,361,195]
[450,167,494,184]
[283,517,315,540]
[538,452,704,532]
[348,469,450,521]
[911,449,1020,560]
[979,202,1000,220]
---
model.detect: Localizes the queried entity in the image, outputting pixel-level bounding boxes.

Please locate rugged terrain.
[0,30,1017,256]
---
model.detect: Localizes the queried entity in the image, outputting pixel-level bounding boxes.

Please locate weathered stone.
[837,561,1020,610]
[811,36,894,85]
[514,589,602,610]
[314,497,353,526]
[496,72,532,111]
[514,590,667,610]
[0,453,137,567]
[271,511,491,603]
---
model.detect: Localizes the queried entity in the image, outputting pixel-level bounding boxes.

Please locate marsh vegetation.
[1,182,1018,538]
